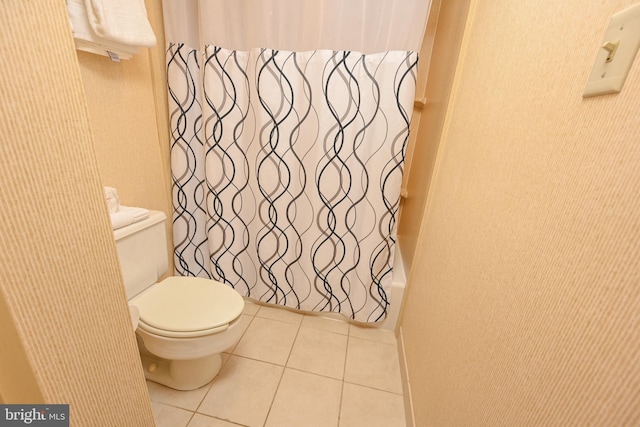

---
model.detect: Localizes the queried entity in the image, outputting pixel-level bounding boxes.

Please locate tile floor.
[147,301,406,427]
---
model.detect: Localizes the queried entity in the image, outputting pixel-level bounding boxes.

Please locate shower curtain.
[163,0,429,323]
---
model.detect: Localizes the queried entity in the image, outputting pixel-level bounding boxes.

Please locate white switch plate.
[583,3,640,97]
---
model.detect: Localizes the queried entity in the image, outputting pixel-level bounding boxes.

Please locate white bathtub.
[379,245,407,331]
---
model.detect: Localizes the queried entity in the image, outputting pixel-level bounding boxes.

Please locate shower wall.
[397,0,472,274]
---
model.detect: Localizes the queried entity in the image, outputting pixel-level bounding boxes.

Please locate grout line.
[228,312,256,353]
[341,378,405,396]
[261,316,302,426]
[191,412,251,427]
[337,378,345,426]
[343,328,351,380]
[281,316,302,367]
[337,326,352,426]
[184,410,196,427]
[283,365,344,382]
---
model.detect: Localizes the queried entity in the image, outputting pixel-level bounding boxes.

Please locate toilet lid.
[132,276,244,333]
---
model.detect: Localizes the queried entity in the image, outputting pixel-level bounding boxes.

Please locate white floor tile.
[144,305,407,427]
[349,324,397,345]
[242,299,260,315]
[198,355,283,427]
[287,326,348,379]
[147,380,211,411]
[187,413,244,427]
[225,314,254,353]
[150,401,193,427]
[265,369,342,427]
[339,383,406,427]
[233,316,299,365]
[301,314,350,335]
[256,304,304,324]
[344,337,403,394]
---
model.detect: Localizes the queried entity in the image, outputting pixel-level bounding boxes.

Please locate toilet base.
[133,308,245,390]
[141,353,222,391]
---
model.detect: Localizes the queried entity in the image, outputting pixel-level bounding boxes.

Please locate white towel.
[104,186,120,213]
[110,206,150,230]
[67,0,140,60]
[72,39,136,61]
[84,0,156,48]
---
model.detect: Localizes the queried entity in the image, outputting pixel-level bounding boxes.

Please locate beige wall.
[401,0,640,425]
[0,2,153,425]
[77,0,173,272]
[78,49,168,211]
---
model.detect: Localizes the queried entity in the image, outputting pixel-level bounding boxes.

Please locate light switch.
[583,3,640,97]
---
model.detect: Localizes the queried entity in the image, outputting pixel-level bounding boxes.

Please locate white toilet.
[114,210,245,390]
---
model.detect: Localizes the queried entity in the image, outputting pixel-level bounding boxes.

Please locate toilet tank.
[113,210,168,299]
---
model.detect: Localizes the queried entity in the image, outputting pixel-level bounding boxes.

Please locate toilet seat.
[131,276,245,338]
[137,319,231,338]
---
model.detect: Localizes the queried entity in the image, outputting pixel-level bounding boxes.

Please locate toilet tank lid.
[113,210,166,241]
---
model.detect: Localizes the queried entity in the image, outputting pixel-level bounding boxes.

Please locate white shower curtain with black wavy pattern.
[163,0,428,323]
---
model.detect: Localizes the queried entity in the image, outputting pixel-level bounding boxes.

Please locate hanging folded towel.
[83,0,156,48]
[73,39,137,61]
[67,0,141,60]
[110,206,150,230]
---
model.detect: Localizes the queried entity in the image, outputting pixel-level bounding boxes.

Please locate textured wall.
[0,2,154,425]
[78,49,169,211]
[401,0,640,425]
[77,0,172,272]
